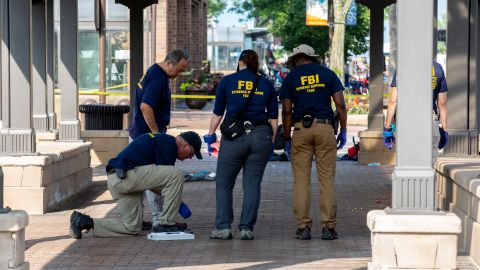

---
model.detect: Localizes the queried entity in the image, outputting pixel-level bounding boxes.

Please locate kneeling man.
[69,131,202,238]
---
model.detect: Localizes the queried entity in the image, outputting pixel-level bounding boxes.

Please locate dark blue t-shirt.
[280,63,344,121]
[391,61,448,114]
[107,133,177,172]
[129,64,171,139]
[213,69,278,123]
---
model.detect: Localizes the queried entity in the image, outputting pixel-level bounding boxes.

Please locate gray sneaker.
[209,228,232,240]
[240,229,254,240]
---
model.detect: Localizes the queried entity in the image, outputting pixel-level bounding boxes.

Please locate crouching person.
[69,131,203,239]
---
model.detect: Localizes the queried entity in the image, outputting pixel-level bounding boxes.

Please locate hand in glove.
[284,139,291,160]
[438,127,449,150]
[203,133,218,155]
[336,128,347,149]
[383,127,395,150]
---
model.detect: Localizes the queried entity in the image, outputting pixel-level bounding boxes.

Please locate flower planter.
[185,89,208,110]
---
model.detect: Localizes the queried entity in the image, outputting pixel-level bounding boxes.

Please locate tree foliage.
[231,0,370,61]
[208,0,228,23]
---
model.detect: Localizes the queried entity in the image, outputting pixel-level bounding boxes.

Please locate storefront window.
[79,30,99,90]
[106,30,129,92]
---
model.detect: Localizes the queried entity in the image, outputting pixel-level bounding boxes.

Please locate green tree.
[231,0,369,65]
[437,13,447,54]
[208,0,228,23]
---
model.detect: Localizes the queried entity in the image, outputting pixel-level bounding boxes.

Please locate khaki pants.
[291,122,337,229]
[93,164,184,237]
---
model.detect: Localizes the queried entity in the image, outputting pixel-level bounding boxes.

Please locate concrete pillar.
[115,0,158,124]
[46,0,56,131]
[0,210,29,270]
[367,4,384,131]
[367,1,461,269]
[0,0,8,130]
[58,0,81,141]
[357,0,395,165]
[444,0,478,156]
[0,0,36,154]
[394,0,435,212]
[468,0,479,156]
[128,5,143,124]
[32,0,48,131]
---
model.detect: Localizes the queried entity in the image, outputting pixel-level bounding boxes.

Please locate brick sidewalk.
[25,155,478,269]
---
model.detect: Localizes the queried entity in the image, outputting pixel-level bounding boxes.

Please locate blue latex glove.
[203,133,218,155]
[271,143,275,156]
[336,128,347,149]
[383,127,395,149]
[178,201,192,219]
[284,139,291,160]
[438,127,449,150]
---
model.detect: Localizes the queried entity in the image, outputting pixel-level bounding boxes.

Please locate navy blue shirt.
[107,133,177,172]
[391,61,448,114]
[213,69,278,123]
[280,63,344,121]
[129,64,171,139]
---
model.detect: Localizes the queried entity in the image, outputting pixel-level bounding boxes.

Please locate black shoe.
[295,227,311,240]
[69,211,94,239]
[152,223,183,232]
[175,222,188,231]
[142,221,152,230]
[321,227,338,240]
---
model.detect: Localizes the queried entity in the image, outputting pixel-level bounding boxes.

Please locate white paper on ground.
[147,231,195,241]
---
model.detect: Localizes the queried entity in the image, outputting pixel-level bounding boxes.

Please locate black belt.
[295,118,332,125]
[251,121,269,127]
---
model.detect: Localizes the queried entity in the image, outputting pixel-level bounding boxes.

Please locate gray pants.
[215,125,272,231]
[129,136,164,226]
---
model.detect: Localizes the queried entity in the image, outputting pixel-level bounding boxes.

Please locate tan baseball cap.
[290,44,318,57]
[287,44,318,67]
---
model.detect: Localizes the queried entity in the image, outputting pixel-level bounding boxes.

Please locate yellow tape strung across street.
[54,83,391,99]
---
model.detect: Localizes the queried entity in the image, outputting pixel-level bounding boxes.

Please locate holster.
[301,112,314,128]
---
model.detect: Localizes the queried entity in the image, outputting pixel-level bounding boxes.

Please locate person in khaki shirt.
[280,44,347,241]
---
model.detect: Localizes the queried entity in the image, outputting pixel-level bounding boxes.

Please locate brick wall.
[155,0,206,66]
[154,0,207,92]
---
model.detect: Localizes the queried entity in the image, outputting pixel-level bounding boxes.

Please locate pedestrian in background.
[129,49,189,230]
[280,44,347,240]
[384,61,448,163]
[204,49,278,240]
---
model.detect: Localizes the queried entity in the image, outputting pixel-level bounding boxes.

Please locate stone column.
[444,0,478,156]
[357,0,395,165]
[58,0,81,141]
[0,0,8,130]
[116,0,158,124]
[32,0,48,131]
[0,210,29,270]
[0,0,36,154]
[46,0,56,130]
[468,0,479,156]
[367,1,461,269]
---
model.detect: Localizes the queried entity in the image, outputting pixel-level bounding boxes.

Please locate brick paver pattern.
[25,132,479,269]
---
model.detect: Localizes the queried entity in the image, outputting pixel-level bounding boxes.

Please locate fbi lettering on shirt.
[232,80,264,97]
[296,74,325,92]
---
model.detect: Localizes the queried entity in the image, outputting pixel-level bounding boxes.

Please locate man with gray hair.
[129,49,189,230]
